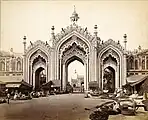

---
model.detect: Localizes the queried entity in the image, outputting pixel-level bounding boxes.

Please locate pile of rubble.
[85,89,148,120]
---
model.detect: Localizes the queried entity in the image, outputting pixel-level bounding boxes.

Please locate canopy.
[127,75,148,86]
[41,80,61,89]
[0,81,6,85]
[6,84,21,88]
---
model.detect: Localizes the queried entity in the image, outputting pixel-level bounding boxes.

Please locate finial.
[51,26,55,39]
[23,36,26,40]
[74,5,76,12]
[10,48,13,52]
[51,26,55,31]
[138,45,141,51]
[23,36,26,44]
[123,34,127,52]
[23,36,27,54]
[75,69,77,73]
[70,6,79,25]
[94,25,98,36]
[123,34,127,41]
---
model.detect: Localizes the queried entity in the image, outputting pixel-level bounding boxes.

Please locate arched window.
[6,61,9,71]
[129,58,134,69]
[135,60,138,70]
[142,60,145,69]
[147,60,148,69]
[0,62,5,71]
[17,61,21,71]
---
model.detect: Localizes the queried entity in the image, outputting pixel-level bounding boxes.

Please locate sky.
[1,1,148,53]
[1,1,148,79]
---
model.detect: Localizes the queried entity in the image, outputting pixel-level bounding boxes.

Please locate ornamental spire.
[70,5,80,25]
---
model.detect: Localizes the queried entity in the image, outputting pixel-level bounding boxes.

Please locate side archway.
[98,44,124,91]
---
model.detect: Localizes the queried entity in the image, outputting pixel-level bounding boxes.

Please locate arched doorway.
[32,55,47,90]
[58,41,89,91]
[35,67,45,91]
[101,50,120,92]
[103,66,115,93]
[66,57,84,92]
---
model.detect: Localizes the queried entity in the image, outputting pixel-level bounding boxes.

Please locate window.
[147,60,148,69]
[17,61,21,71]
[135,60,138,69]
[135,73,138,75]
[129,58,134,69]
[6,61,9,71]
[11,59,15,71]
[142,60,145,69]
[0,62,5,71]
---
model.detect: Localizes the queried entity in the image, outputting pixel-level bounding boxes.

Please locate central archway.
[58,40,89,91]
[65,56,84,92]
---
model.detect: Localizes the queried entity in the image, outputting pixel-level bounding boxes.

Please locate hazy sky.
[1,1,148,53]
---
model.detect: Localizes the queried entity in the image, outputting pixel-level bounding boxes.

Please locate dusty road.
[0,94,108,120]
[0,94,148,120]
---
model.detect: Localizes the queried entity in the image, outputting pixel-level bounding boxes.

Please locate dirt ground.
[0,94,148,120]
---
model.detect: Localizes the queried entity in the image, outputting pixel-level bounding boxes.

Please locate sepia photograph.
[0,0,148,120]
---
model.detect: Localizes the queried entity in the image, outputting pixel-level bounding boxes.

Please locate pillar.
[84,63,87,91]
[46,61,48,82]
[115,64,119,89]
[123,54,127,86]
[94,47,97,81]
[101,62,104,89]
[62,64,66,91]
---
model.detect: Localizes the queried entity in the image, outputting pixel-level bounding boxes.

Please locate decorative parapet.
[26,40,51,54]
[52,24,95,46]
[98,39,124,53]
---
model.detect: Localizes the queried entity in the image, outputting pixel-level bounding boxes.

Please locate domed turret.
[70,6,80,25]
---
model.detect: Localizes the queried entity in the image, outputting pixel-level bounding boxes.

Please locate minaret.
[23,36,27,54]
[70,5,80,25]
[94,25,98,37]
[94,25,101,44]
[51,26,55,39]
[123,34,127,52]
[138,45,142,52]
[51,26,55,46]
[23,36,27,82]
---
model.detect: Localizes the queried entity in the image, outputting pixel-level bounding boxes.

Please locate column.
[33,70,35,89]
[29,61,32,85]
[123,54,127,86]
[94,47,97,81]
[23,55,26,82]
[84,63,87,91]
[46,61,48,82]
[101,62,104,89]
[145,56,147,70]
[115,64,119,89]
[86,54,89,91]
[59,57,62,81]
[62,64,66,91]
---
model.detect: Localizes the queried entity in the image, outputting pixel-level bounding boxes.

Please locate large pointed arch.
[98,39,125,90]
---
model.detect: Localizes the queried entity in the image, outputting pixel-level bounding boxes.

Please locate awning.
[127,75,148,86]
[6,84,21,88]
[0,81,6,85]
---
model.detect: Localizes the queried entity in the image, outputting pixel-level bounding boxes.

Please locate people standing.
[7,93,10,104]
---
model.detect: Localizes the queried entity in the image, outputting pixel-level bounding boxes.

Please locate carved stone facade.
[0,49,23,76]
[21,10,128,91]
[1,9,148,92]
[127,47,148,76]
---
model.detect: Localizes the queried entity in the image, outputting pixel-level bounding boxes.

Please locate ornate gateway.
[23,8,127,92]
